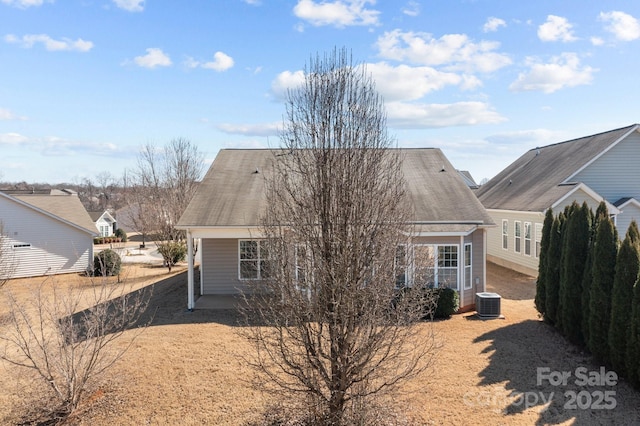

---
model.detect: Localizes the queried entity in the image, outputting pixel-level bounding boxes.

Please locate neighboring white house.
[0,189,97,279]
[177,148,496,311]
[476,124,640,277]
[88,210,117,237]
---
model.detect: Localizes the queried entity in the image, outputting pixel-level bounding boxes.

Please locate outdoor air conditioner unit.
[476,292,501,318]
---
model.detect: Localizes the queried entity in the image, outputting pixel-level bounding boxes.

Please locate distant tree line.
[535,201,640,388]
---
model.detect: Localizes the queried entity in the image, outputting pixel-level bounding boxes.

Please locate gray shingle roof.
[177,148,494,230]
[8,193,97,234]
[476,124,639,212]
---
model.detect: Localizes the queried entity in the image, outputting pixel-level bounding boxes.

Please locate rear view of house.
[0,189,97,279]
[476,124,640,276]
[177,148,495,311]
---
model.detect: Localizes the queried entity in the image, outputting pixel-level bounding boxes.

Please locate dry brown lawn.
[1,262,640,425]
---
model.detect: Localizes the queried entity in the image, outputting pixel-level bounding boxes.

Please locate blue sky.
[2,0,640,184]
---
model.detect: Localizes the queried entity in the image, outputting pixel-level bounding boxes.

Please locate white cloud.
[0,0,48,8]
[201,51,235,71]
[375,30,512,73]
[271,70,305,100]
[483,17,506,33]
[484,129,562,145]
[386,101,506,128]
[243,0,261,4]
[402,1,419,17]
[189,52,234,71]
[217,122,280,137]
[133,48,172,68]
[509,53,596,94]
[0,132,29,144]
[0,108,27,121]
[590,36,605,46]
[366,62,479,102]
[599,11,640,41]
[4,34,93,52]
[113,0,144,12]
[538,15,577,42]
[293,0,380,27]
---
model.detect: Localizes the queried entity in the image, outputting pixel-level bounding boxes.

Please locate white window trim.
[238,239,268,280]
[502,219,508,251]
[411,243,459,290]
[464,243,472,290]
[535,223,543,259]
[514,221,522,254]
[524,222,532,257]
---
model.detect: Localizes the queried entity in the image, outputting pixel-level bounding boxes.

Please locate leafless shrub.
[0,272,152,423]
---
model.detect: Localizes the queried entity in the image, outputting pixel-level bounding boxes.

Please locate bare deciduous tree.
[244,49,438,425]
[0,274,151,423]
[125,138,204,271]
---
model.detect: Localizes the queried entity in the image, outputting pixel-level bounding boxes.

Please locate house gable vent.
[476,292,501,318]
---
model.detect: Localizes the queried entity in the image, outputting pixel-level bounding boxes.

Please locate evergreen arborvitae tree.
[535,208,554,317]
[556,203,577,333]
[581,206,597,345]
[588,212,618,362]
[545,213,564,325]
[559,202,591,345]
[626,275,640,387]
[609,221,640,375]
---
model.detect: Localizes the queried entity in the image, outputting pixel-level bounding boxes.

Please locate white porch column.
[187,230,195,310]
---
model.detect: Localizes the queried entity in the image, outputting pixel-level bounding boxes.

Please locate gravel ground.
[1,262,639,425]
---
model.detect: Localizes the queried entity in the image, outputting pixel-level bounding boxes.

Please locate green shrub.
[433,287,459,318]
[93,249,122,277]
[114,228,128,242]
[157,241,187,271]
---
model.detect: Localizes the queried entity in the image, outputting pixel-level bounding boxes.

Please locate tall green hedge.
[535,208,554,317]
[609,221,640,375]
[588,212,618,362]
[544,214,564,325]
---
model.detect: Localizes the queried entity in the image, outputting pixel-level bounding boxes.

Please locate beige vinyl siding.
[201,238,247,294]
[486,210,544,276]
[571,132,640,203]
[0,196,92,279]
[558,187,605,212]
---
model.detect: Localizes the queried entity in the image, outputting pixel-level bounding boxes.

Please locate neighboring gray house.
[0,189,97,279]
[177,149,495,310]
[88,210,117,237]
[476,124,640,277]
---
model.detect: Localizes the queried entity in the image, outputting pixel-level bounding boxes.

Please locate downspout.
[187,229,194,311]
[482,228,487,293]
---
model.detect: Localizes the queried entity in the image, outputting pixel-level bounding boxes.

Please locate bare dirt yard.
[1,262,640,425]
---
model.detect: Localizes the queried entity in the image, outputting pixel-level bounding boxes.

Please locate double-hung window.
[437,245,458,290]
[514,221,522,254]
[502,220,508,250]
[239,240,271,280]
[524,222,532,256]
[535,223,543,258]
[464,243,472,290]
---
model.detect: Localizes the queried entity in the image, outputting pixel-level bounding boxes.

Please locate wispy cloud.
[217,122,280,137]
[0,108,27,121]
[113,0,144,12]
[293,0,380,28]
[0,0,49,8]
[0,132,132,157]
[386,101,506,129]
[401,1,419,17]
[0,132,29,144]
[509,53,596,93]
[538,15,577,42]
[599,11,640,41]
[185,51,234,71]
[376,30,512,73]
[4,34,93,52]
[132,48,172,68]
[483,17,506,33]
